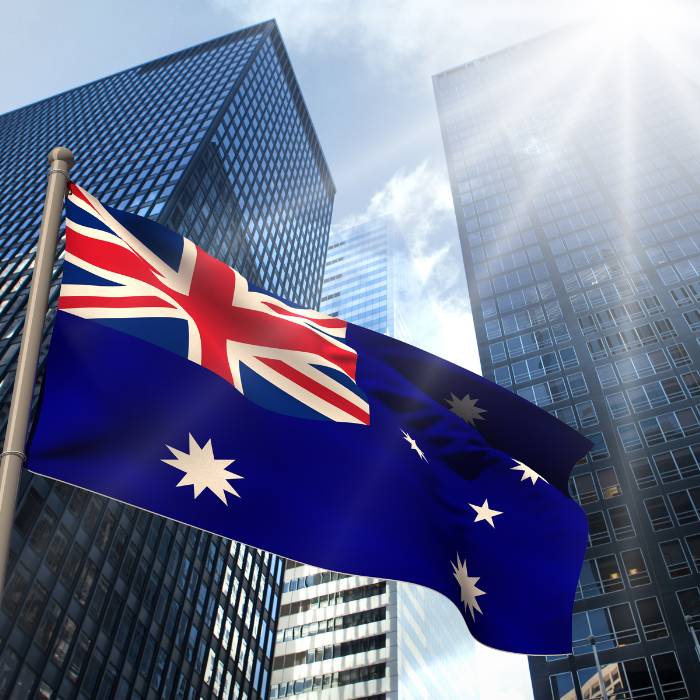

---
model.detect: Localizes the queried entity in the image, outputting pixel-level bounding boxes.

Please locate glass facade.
[0,20,334,699]
[434,28,700,700]
[320,218,395,335]
[269,219,476,700]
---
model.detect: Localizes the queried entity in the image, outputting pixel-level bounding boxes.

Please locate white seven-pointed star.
[468,499,503,527]
[446,393,487,427]
[452,554,486,620]
[162,434,243,505]
[401,429,427,462]
[511,459,548,485]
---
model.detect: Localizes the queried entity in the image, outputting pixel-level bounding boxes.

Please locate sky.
[0,0,595,377]
[3,1,699,697]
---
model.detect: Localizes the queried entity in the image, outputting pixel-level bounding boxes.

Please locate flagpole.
[0,147,74,602]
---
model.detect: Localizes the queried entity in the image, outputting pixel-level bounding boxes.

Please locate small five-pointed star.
[446,393,487,427]
[401,429,427,462]
[162,433,243,505]
[452,554,486,620]
[469,499,503,527]
[511,459,548,485]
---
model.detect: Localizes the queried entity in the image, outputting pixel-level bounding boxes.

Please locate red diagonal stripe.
[68,184,96,211]
[224,306,357,380]
[66,227,164,291]
[59,295,176,310]
[262,301,348,329]
[258,356,369,425]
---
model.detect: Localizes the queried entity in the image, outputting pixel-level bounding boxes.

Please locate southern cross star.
[468,499,503,527]
[446,393,487,427]
[511,459,548,485]
[162,433,243,505]
[452,554,486,620]
[401,429,427,462]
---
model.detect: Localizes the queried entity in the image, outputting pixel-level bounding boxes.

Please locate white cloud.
[215,0,582,80]
[473,641,535,700]
[215,0,700,85]
[334,160,481,373]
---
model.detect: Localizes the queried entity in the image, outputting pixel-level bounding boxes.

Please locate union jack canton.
[60,184,370,425]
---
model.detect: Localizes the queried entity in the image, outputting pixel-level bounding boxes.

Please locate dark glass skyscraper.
[0,20,334,699]
[434,27,700,700]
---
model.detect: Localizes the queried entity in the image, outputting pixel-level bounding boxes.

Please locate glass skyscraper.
[0,20,334,699]
[270,219,476,700]
[320,217,396,335]
[434,28,700,700]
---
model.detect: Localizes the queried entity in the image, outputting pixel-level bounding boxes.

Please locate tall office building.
[270,218,476,700]
[0,21,334,699]
[434,27,700,700]
[320,218,396,335]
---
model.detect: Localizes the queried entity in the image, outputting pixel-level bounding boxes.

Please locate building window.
[571,603,639,655]
[621,548,651,587]
[608,505,635,539]
[560,346,579,369]
[570,472,598,505]
[654,318,677,339]
[52,616,77,669]
[492,366,512,387]
[676,587,700,624]
[588,433,609,461]
[668,488,700,526]
[645,496,673,530]
[682,309,700,332]
[681,370,700,397]
[550,672,575,700]
[668,343,692,367]
[670,285,693,307]
[659,539,691,578]
[596,363,618,388]
[653,445,700,482]
[686,534,700,572]
[607,392,630,418]
[618,423,643,452]
[588,338,607,361]
[587,511,611,546]
[640,409,700,446]
[651,653,688,699]
[635,597,668,640]
[489,342,506,364]
[576,400,598,427]
[577,555,624,599]
[629,456,657,488]
[554,405,577,429]
[596,467,622,499]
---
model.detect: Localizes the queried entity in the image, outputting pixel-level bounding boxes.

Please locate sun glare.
[590,0,692,44]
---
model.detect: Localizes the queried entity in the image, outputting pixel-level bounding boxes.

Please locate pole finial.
[47,147,74,168]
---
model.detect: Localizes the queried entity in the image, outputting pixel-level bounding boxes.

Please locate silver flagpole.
[0,147,74,603]
[588,635,610,700]
[687,615,700,662]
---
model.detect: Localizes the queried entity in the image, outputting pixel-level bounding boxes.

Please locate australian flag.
[28,184,590,654]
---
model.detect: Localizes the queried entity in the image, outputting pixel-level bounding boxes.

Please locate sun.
[587,0,690,44]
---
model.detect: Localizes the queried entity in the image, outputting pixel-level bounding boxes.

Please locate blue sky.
[1,1,588,379]
[5,2,696,697]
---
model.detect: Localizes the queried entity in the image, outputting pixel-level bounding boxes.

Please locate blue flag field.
[27,184,590,654]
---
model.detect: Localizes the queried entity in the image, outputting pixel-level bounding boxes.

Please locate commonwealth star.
[452,554,486,620]
[162,433,243,505]
[401,429,427,462]
[511,460,548,485]
[446,393,487,427]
